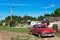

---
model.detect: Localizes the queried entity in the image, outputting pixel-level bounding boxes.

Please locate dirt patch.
[0,30,60,40]
[37,36,60,40]
[0,30,29,40]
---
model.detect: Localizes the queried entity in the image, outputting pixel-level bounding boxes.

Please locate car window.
[33,25,46,28]
[33,25,38,28]
[38,25,46,28]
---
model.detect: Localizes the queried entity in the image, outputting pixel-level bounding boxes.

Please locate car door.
[32,25,38,34]
[34,25,40,35]
[35,25,43,35]
[30,26,35,34]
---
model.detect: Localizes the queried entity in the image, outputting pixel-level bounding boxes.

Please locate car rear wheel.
[29,31,33,34]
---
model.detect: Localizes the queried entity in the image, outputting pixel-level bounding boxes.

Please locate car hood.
[40,28,54,33]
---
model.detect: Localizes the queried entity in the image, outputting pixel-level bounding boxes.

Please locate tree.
[23,15,31,21]
[31,17,37,21]
[5,16,11,25]
[38,16,44,21]
[5,16,22,26]
[50,13,55,17]
[44,14,52,17]
[22,15,37,21]
[54,8,60,17]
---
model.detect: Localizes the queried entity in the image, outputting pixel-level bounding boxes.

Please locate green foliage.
[56,32,60,37]
[16,36,29,40]
[23,15,37,21]
[44,13,55,17]
[4,16,22,26]
[1,8,60,26]
[0,22,2,26]
[54,8,60,17]
[38,16,44,21]
[2,15,38,26]
[11,37,14,40]
[52,24,57,30]
[0,26,29,33]
[44,14,51,17]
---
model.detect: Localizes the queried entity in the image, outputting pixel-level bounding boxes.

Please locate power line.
[0,3,26,21]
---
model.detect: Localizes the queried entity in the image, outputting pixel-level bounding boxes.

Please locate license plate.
[48,34,52,36]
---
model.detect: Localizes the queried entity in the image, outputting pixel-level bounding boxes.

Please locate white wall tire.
[29,32,33,34]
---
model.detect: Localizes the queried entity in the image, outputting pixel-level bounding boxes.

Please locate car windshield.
[34,25,48,28]
[38,25,46,28]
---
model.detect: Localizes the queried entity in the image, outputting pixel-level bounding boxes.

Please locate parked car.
[29,24,55,37]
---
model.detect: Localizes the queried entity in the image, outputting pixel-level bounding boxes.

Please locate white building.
[26,20,42,25]
[44,17,60,28]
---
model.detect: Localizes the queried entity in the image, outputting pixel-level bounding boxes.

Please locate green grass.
[56,32,60,37]
[16,36,29,40]
[0,26,60,37]
[0,26,29,33]
[11,36,37,40]
[11,37,14,40]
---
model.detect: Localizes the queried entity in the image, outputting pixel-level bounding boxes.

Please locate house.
[44,17,60,22]
[43,17,60,32]
[26,20,42,25]
[22,20,42,27]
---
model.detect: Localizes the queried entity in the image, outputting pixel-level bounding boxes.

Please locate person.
[44,23,48,27]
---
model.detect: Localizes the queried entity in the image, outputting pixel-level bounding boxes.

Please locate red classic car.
[29,24,55,37]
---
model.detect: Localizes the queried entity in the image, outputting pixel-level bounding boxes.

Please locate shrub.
[0,22,3,26]
[52,24,57,30]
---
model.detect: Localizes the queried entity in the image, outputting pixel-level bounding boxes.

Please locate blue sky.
[0,0,60,20]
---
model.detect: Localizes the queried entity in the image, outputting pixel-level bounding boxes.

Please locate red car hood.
[40,28,54,33]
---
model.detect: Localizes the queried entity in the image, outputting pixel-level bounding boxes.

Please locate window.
[33,25,47,28]
[33,25,38,28]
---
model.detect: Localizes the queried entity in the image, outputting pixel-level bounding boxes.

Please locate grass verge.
[56,32,60,37]
[0,26,29,33]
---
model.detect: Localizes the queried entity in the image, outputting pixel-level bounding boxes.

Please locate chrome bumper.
[41,33,55,36]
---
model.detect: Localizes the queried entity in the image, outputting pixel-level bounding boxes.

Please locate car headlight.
[42,32,45,34]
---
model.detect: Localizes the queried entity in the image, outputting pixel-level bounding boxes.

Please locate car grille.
[46,32,54,34]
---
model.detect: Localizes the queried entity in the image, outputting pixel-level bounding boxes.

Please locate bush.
[52,24,57,30]
[0,22,3,26]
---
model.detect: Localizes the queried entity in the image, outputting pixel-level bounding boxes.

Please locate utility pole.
[10,5,14,27]
[10,5,12,21]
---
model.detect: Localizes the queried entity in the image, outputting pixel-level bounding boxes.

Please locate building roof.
[44,17,60,22]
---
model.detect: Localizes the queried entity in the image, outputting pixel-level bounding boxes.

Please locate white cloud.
[43,4,55,9]
[0,3,27,6]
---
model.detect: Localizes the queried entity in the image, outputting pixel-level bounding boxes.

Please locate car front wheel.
[38,34,41,38]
